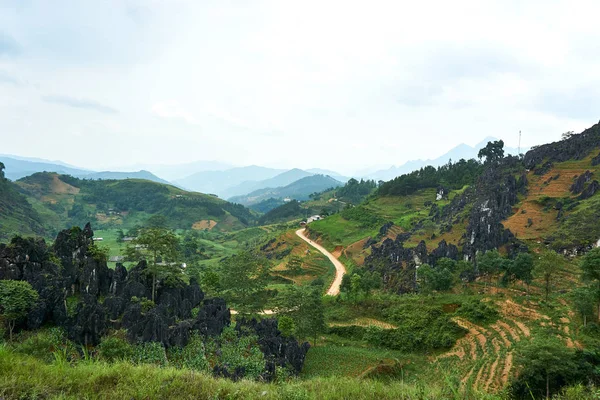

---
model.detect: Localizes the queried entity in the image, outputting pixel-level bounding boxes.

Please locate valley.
[2,122,600,399]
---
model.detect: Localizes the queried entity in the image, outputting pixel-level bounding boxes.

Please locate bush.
[131,342,168,366]
[166,333,208,371]
[13,328,78,363]
[97,335,134,362]
[457,299,499,324]
[206,326,265,380]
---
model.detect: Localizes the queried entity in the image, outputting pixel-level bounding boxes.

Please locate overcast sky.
[1,0,599,175]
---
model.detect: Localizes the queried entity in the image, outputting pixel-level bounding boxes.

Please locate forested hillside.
[8,172,255,237]
[0,162,46,240]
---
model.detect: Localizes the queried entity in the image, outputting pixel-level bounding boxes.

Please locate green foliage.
[131,342,168,367]
[219,251,272,314]
[478,140,505,163]
[125,227,182,301]
[378,158,482,197]
[275,285,325,344]
[362,302,466,352]
[572,286,596,326]
[418,264,454,293]
[166,332,208,371]
[534,250,564,301]
[207,326,265,380]
[258,200,304,225]
[335,178,377,204]
[0,280,39,340]
[286,255,304,275]
[340,206,384,228]
[97,334,134,362]
[511,335,578,399]
[87,243,109,263]
[457,299,499,324]
[477,249,504,283]
[13,327,78,363]
[504,252,534,286]
[278,316,296,337]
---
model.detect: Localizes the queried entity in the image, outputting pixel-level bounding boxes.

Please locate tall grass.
[0,347,504,400]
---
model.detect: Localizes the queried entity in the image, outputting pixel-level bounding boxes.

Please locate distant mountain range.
[1,135,520,201]
[365,137,527,182]
[221,168,314,199]
[229,175,343,206]
[174,165,286,196]
[0,156,170,185]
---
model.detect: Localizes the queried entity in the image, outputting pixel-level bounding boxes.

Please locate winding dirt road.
[295,228,346,296]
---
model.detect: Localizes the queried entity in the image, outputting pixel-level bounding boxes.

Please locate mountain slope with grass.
[10,171,255,236]
[0,162,46,240]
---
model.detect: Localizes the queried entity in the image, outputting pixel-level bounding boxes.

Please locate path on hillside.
[295,228,346,296]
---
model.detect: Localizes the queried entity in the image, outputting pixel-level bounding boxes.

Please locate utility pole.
[518,130,522,155]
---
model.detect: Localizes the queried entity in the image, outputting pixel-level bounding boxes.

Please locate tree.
[580,247,600,321]
[418,264,454,293]
[478,140,505,164]
[513,336,577,399]
[0,280,39,340]
[275,285,324,345]
[125,227,181,302]
[286,256,303,275]
[116,229,125,243]
[477,249,503,286]
[219,251,272,314]
[561,131,575,141]
[572,286,595,327]
[145,215,169,229]
[512,253,534,288]
[0,161,5,179]
[500,253,533,289]
[534,250,564,302]
[277,315,295,337]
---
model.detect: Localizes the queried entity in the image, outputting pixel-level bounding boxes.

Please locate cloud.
[0,32,20,56]
[43,95,118,114]
[0,71,20,85]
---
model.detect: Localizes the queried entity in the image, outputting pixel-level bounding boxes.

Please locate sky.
[1,0,599,176]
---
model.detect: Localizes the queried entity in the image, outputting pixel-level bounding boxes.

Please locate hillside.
[229,175,343,206]
[0,162,46,239]
[12,172,255,236]
[222,168,315,200]
[247,120,600,397]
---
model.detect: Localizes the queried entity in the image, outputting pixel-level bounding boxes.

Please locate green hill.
[0,162,46,240]
[230,175,343,206]
[11,172,255,236]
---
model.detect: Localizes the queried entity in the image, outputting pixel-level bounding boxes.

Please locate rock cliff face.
[364,234,459,294]
[523,120,600,169]
[462,157,525,261]
[0,224,309,378]
[364,156,526,293]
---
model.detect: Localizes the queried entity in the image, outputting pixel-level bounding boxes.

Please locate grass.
[0,345,505,400]
[301,343,409,378]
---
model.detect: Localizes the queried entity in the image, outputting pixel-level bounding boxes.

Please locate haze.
[1,0,599,175]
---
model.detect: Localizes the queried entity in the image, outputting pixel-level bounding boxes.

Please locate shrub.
[166,333,208,372]
[97,335,134,362]
[457,299,499,324]
[131,342,168,367]
[14,328,78,363]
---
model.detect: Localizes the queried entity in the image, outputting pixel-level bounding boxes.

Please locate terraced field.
[434,298,580,394]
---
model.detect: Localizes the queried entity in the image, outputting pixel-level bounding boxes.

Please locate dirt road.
[295,228,347,296]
